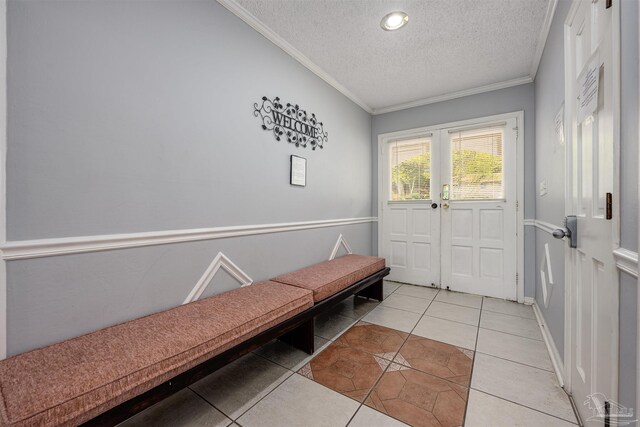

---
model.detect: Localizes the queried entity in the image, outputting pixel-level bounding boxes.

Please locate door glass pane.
[389,137,431,201]
[450,127,503,200]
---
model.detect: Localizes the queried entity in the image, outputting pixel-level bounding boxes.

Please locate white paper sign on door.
[576,50,600,124]
[554,103,564,149]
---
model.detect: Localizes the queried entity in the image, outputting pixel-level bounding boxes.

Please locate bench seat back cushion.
[0,281,313,427]
[271,254,385,302]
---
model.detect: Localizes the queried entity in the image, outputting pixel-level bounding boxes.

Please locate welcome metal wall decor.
[253,96,327,150]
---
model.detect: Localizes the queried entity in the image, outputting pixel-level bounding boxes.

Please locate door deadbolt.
[431,203,438,209]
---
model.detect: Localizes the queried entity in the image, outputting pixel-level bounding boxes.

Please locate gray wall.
[617,0,638,412]
[533,0,571,360]
[534,0,638,408]
[6,0,373,354]
[371,83,537,298]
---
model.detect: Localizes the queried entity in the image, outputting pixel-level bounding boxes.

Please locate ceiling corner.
[530,0,559,80]
[216,0,374,114]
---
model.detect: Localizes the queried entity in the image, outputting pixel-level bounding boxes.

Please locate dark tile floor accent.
[335,321,408,359]
[298,340,385,402]
[395,335,474,386]
[365,363,468,427]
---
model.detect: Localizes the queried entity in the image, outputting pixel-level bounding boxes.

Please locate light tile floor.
[119,281,579,427]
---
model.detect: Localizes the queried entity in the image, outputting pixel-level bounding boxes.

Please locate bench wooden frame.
[83,267,390,426]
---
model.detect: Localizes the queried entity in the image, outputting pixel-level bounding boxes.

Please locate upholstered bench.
[272,254,386,302]
[0,254,388,427]
[0,281,313,427]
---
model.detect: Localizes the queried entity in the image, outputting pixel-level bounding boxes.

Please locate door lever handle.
[552,228,569,239]
[553,216,577,248]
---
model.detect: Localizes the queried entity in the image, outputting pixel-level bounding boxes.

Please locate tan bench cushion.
[272,254,386,302]
[0,281,313,427]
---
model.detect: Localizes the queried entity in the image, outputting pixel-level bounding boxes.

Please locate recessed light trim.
[380,11,408,31]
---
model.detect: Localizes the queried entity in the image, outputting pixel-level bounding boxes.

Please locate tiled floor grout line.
[242,295,387,426]
[186,385,238,424]
[195,287,549,427]
[461,295,483,426]
[471,300,580,426]
[225,369,296,423]
[345,286,441,427]
[482,307,537,320]
[350,288,442,426]
[471,349,555,373]
[477,325,544,341]
[471,389,580,426]
[208,285,548,427]
[420,313,479,328]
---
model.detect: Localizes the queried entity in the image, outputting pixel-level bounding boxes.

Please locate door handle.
[442,203,449,209]
[553,215,577,248]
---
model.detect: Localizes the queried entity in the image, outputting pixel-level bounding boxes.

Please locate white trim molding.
[530,0,559,78]
[372,77,533,115]
[524,218,564,235]
[217,0,551,116]
[532,301,565,388]
[613,248,639,278]
[0,217,377,261]
[184,252,252,304]
[329,234,352,260]
[216,0,372,114]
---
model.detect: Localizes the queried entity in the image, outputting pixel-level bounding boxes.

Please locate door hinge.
[516,273,519,284]
[513,126,519,139]
[516,200,519,211]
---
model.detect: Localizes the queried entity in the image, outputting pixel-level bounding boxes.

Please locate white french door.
[441,120,518,300]
[381,133,441,286]
[380,115,518,300]
[565,0,618,424]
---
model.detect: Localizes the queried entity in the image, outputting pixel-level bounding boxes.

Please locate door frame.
[562,0,621,396]
[377,111,525,302]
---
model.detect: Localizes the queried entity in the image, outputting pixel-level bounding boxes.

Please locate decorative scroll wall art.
[254,96,327,150]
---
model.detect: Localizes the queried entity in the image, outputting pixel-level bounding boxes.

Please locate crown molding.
[530,0,558,79]
[371,76,533,115]
[216,0,373,114]
[218,0,547,116]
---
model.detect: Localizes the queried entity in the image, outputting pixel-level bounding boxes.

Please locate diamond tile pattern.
[298,341,384,401]
[395,335,474,386]
[335,321,408,358]
[365,364,468,427]
[122,289,577,427]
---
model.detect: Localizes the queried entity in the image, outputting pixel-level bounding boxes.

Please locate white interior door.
[381,133,441,286]
[565,0,618,424]
[440,120,518,300]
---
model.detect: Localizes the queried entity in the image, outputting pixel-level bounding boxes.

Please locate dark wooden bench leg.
[278,318,315,355]
[356,279,383,301]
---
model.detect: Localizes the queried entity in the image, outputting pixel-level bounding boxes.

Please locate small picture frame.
[290,155,307,187]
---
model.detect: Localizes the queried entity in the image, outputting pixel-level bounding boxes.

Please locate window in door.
[389,137,431,201]
[450,127,504,200]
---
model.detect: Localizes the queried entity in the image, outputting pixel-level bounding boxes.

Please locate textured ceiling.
[229,0,550,113]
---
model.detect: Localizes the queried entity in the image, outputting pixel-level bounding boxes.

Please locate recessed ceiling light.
[380,11,408,31]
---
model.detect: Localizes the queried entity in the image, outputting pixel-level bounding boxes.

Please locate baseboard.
[523,296,535,305]
[532,301,565,388]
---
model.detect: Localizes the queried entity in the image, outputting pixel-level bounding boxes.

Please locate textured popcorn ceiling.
[231,0,549,112]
